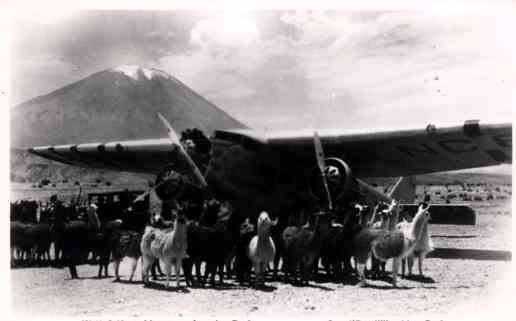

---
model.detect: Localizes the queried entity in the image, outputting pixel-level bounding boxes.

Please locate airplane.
[28,89,512,220]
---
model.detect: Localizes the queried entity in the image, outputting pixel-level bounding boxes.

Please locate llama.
[370,200,397,278]
[183,201,238,287]
[247,212,277,287]
[353,203,430,287]
[141,211,188,288]
[398,216,434,277]
[282,211,331,285]
[234,218,255,285]
[112,230,142,282]
[354,203,369,227]
[110,209,161,282]
[319,218,344,281]
[370,200,396,228]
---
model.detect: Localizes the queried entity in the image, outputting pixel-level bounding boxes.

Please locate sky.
[9,9,515,132]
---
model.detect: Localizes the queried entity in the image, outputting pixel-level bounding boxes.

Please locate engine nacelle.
[154,166,186,201]
[154,165,207,204]
[309,157,358,205]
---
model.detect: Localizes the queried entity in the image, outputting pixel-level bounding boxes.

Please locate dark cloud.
[13,11,200,64]
[11,11,202,104]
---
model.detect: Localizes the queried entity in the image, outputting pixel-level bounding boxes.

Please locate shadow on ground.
[402,274,436,283]
[143,281,190,293]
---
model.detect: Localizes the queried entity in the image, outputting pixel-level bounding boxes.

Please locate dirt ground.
[9,200,513,319]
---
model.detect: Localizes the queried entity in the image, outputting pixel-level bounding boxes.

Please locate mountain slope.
[11,65,246,147]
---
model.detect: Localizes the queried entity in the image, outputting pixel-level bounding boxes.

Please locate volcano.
[11,65,246,147]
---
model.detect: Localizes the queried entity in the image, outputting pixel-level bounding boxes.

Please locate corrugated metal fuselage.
[204,138,311,218]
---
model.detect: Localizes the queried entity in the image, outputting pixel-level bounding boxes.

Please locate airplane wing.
[29,138,180,175]
[29,120,511,178]
[214,120,512,177]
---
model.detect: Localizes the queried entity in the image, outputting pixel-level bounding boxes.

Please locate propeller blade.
[157,112,182,146]
[133,172,178,204]
[133,190,149,203]
[157,112,208,188]
[313,131,333,210]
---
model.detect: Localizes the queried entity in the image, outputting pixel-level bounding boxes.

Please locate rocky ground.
[9,200,513,319]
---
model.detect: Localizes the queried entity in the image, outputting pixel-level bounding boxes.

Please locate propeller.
[313,131,333,210]
[133,113,208,203]
[133,172,176,203]
[157,112,208,189]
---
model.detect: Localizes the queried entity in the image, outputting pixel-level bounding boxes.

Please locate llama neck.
[257,226,270,241]
[417,222,429,240]
[408,212,426,241]
[173,222,188,241]
[367,208,378,226]
[380,215,390,229]
[311,216,328,248]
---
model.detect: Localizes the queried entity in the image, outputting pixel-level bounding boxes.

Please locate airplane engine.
[309,157,358,205]
[154,165,206,204]
[154,167,186,201]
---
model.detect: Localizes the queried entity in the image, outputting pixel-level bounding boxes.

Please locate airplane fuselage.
[205,138,312,218]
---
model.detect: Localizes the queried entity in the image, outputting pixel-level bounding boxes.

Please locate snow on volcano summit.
[112,65,171,80]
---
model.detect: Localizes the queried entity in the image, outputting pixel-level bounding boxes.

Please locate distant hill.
[414,172,511,185]
[365,172,512,187]
[11,65,246,147]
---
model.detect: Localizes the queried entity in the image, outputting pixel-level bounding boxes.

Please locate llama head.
[150,212,162,226]
[353,203,370,225]
[240,218,255,235]
[354,203,368,216]
[413,203,431,226]
[386,199,397,212]
[257,211,272,235]
[218,201,233,220]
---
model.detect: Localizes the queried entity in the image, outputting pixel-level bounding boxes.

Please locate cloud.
[158,13,307,112]
[190,13,261,48]
[11,11,515,129]
[280,11,353,46]
[14,55,77,76]
[11,55,79,105]
[274,11,515,128]
[10,11,202,104]
[144,30,176,40]
[154,10,515,129]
